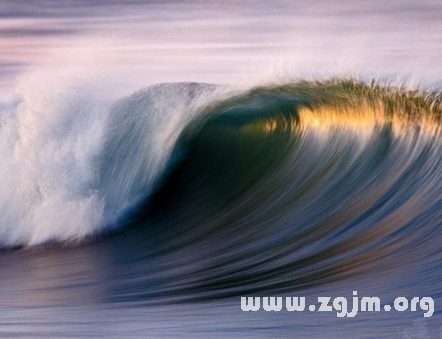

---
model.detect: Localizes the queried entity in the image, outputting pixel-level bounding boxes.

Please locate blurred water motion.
[1,1,442,338]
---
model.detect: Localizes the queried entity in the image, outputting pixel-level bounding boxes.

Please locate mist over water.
[1,1,442,338]
[1,0,442,99]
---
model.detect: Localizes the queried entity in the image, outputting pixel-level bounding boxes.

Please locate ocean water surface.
[1,1,442,338]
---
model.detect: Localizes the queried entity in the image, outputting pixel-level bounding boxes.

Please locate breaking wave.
[1,78,442,256]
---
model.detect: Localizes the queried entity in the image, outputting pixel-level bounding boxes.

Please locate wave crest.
[1,78,441,248]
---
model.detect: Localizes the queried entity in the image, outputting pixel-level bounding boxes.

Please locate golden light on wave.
[244,101,442,138]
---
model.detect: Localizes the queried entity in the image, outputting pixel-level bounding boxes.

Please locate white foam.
[0,65,218,246]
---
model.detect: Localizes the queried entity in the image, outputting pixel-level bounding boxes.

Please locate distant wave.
[1,78,442,251]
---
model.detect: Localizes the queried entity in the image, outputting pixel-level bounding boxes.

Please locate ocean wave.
[1,78,441,253]
[0,81,220,246]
